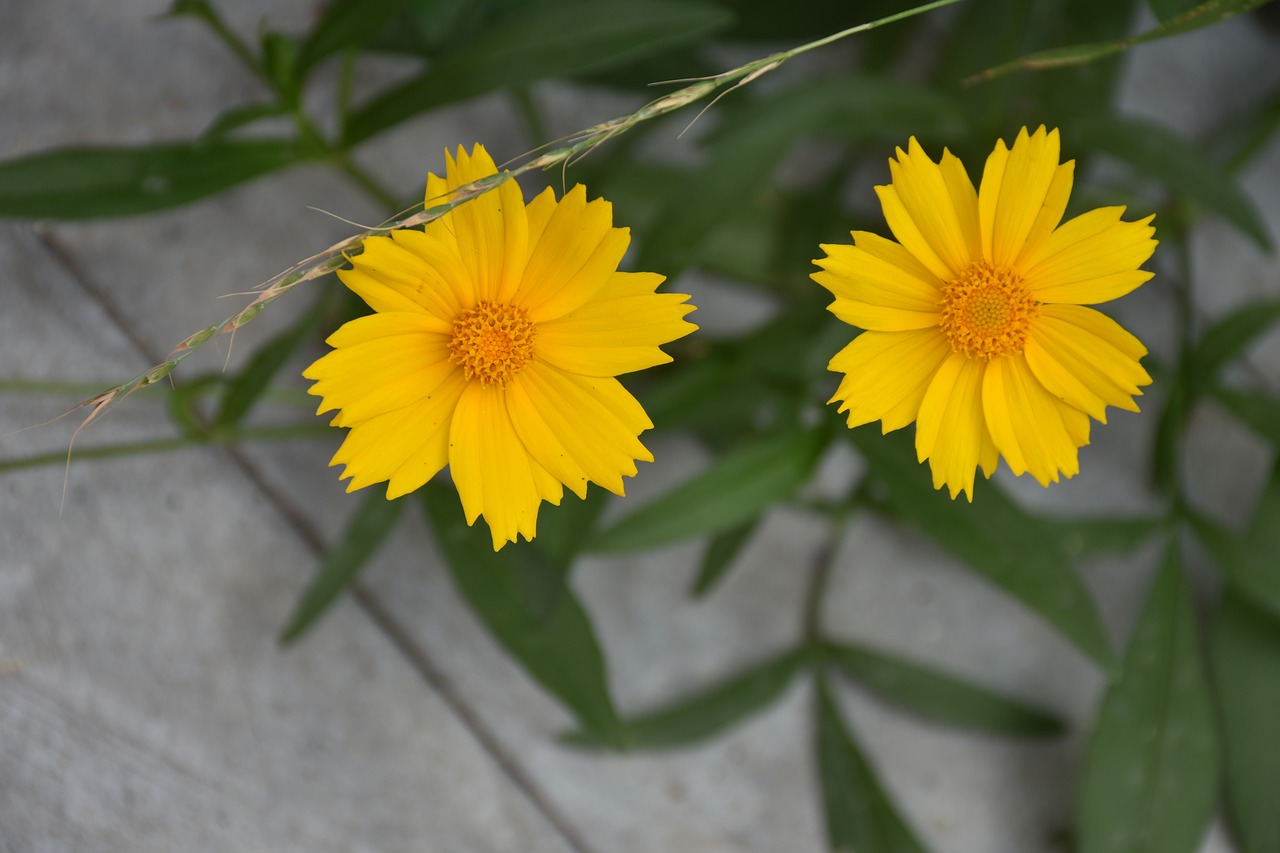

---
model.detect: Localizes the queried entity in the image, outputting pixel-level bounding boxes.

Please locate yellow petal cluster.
[813,126,1157,499]
[305,145,697,548]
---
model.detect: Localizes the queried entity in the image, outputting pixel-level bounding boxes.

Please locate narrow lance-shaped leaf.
[1213,589,1280,853]
[562,648,809,750]
[216,296,325,430]
[1047,514,1167,559]
[1077,550,1220,853]
[0,140,309,219]
[1189,299,1280,393]
[826,641,1065,737]
[816,678,928,853]
[296,0,413,75]
[345,0,734,145]
[421,483,624,742]
[638,73,964,274]
[280,491,406,643]
[1212,384,1280,448]
[531,487,611,574]
[1072,116,1271,249]
[851,427,1117,673]
[968,0,1274,82]
[1189,459,1280,621]
[690,518,758,597]
[589,427,827,554]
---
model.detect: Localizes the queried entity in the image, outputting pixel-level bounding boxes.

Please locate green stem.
[0,425,333,474]
[803,515,851,648]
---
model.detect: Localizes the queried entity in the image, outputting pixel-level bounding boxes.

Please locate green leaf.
[968,0,1274,82]
[215,301,321,430]
[260,30,300,97]
[638,73,965,273]
[1189,299,1280,393]
[1072,116,1270,249]
[826,641,1065,736]
[297,0,413,74]
[280,491,406,643]
[690,519,758,597]
[1212,384,1280,448]
[589,427,827,554]
[1077,550,1220,853]
[1212,589,1280,853]
[1189,460,1280,620]
[345,0,733,144]
[562,648,808,750]
[421,482,623,741]
[850,428,1117,673]
[816,678,928,853]
[0,141,307,219]
[531,487,611,573]
[1146,0,1205,21]
[203,102,290,139]
[1047,514,1166,558]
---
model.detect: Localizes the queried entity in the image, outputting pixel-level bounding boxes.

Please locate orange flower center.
[939,261,1039,360]
[449,301,537,385]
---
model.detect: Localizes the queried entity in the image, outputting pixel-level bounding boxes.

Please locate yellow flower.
[305,144,697,548]
[813,126,1157,500]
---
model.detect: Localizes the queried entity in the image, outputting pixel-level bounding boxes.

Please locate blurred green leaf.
[1212,385,1280,447]
[1047,514,1166,558]
[1189,299,1280,393]
[280,491,406,643]
[0,141,308,219]
[826,641,1065,736]
[203,102,290,139]
[165,374,224,438]
[589,427,827,554]
[816,678,928,853]
[297,0,412,74]
[1072,116,1270,249]
[638,73,965,273]
[690,519,758,597]
[1152,378,1189,495]
[1189,460,1280,620]
[345,0,733,144]
[1147,0,1205,20]
[421,482,623,742]
[1078,550,1220,853]
[260,30,300,97]
[1212,589,1280,853]
[969,0,1274,82]
[562,648,808,750]
[532,487,611,573]
[216,302,321,430]
[851,428,1117,673]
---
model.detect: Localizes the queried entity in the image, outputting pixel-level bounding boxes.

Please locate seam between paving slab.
[32,225,602,853]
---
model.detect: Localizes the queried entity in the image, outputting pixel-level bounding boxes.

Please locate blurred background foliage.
[2,0,1280,850]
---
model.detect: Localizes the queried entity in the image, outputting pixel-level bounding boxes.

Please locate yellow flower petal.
[812,232,944,331]
[881,138,981,276]
[449,382,563,549]
[981,126,1063,268]
[507,363,653,499]
[1021,209,1157,303]
[982,354,1079,486]
[916,352,988,501]
[1042,303,1149,361]
[517,185,625,322]
[828,328,952,432]
[537,272,697,376]
[1025,306,1152,421]
[1013,160,1074,269]
[330,370,466,494]
[306,327,457,427]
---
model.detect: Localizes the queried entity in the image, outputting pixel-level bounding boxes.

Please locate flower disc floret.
[940,261,1039,360]
[449,301,537,385]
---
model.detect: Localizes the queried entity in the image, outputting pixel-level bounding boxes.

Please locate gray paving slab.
[3,2,1279,853]
[0,226,577,853]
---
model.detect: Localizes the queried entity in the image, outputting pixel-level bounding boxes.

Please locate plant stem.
[803,515,851,648]
[0,424,333,474]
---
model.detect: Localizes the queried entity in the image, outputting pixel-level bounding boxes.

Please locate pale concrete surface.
[2,3,1279,853]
